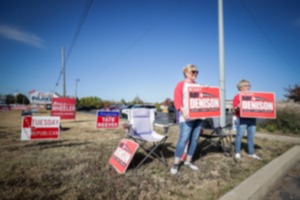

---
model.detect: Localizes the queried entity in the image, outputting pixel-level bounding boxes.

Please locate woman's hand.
[181,108,189,120]
[235,103,240,111]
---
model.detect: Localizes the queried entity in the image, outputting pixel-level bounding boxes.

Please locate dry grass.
[277,101,300,111]
[0,110,295,200]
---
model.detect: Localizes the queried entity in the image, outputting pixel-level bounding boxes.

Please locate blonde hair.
[182,64,198,78]
[237,79,250,91]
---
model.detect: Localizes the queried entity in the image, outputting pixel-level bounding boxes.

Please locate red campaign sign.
[51,97,76,120]
[23,116,32,128]
[188,86,221,119]
[0,105,11,111]
[96,111,119,128]
[21,116,60,140]
[31,127,59,139]
[109,139,139,174]
[240,92,276,119]
[11,105,28,110]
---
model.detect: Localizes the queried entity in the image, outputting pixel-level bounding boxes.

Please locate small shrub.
[265,124,275,132]
[259,102,300,135]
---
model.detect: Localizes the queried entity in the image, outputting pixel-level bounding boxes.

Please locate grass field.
[0,110,294,200]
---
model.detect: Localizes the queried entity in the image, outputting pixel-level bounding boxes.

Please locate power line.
[239,0,299,74]
[54,71,62,86]
[54,0,93,90]
[66,0,93,63]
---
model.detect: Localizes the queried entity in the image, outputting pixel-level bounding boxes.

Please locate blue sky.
[0,0,299,103]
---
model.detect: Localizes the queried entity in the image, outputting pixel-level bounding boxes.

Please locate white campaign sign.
[21,116,60,141]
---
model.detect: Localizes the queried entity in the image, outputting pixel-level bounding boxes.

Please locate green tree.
[5,95,15,104]
[102,100,112,108]
[78,96,103,108]
[120,98,127,105]
[284,84,300,103]
[131,96,143,104]
[155,102,162,112]
[164,98,172,106]
[76,97,80,107]
[16,93,30,105]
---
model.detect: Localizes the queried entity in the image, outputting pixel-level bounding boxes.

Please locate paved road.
[264,161,300,200]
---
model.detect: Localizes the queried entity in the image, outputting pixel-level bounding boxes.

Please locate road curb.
[219,145,300,200]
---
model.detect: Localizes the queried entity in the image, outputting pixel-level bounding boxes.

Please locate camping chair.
[123,108,168,169]
[199,120,233,158]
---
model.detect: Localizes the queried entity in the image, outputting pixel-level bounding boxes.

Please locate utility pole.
[218,0,226,127]
[62,47,66,97]
[75,79,80,99]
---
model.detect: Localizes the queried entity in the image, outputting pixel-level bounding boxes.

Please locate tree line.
[2,84,300,106]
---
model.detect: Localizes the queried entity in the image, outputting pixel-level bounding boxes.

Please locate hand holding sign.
[240,92,276,119]
[188,86,221,119]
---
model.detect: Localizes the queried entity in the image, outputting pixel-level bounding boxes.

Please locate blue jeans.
[174,119,202,159]
[235,118,257,155]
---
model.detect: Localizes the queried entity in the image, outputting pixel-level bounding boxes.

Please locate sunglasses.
[191,70,198,74]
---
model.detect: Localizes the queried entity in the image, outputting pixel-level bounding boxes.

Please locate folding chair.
[123,108,168,169]
[199,121,233,157]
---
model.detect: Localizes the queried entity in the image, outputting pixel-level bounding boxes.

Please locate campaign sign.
[28,90,58,104]
[188,86,221,119]
[96,110,119,128]
[240,92,276,119]
[21,116,60,140]
[51,97,76,120]
[0,105,11,111]
[109,139,139,174]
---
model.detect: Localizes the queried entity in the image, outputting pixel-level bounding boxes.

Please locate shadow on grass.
[197,136,262,161]
[232,135,263,153]
[21,140,94,150]
[64,120,94,123]
[60,125,70,131]
[0,131,9,138]
[127,142,175,170]
[40,142,94,150]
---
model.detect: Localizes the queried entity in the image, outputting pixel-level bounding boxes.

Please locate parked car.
[45,104,52,110]
[108,104,124,112]
[76,106,94,111]
[121,104,134,119]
